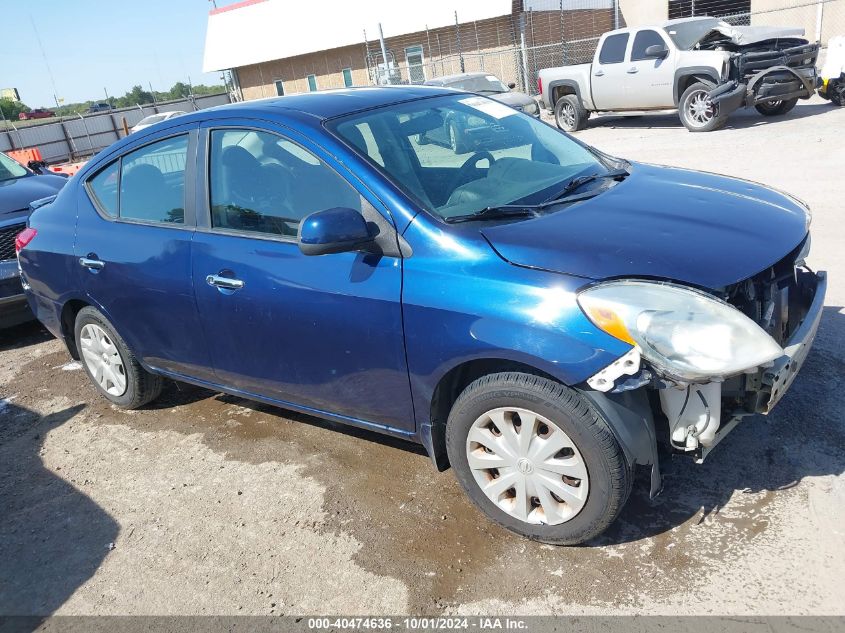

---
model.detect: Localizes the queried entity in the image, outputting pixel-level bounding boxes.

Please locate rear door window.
[119,135,188,224]
[598,33,629,64]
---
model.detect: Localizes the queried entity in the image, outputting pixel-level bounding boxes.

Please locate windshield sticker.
[459,96,516,119]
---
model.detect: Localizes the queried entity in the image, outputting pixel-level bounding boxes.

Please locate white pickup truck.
[537,16,819,132]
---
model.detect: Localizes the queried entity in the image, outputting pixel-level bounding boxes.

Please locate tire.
[755,97,798,116]
[74,306,163,409]
[445,372,632,545]
[554,94,589,132]
[678,81,726,132]
[448,121,468,154]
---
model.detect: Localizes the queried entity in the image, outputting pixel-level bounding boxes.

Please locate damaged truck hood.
[698,22,806,47]
[480,163,809,289]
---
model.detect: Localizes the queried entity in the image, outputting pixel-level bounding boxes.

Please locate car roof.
[193,85,459,121]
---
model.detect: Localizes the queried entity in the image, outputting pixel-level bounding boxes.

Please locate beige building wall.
[618,0,668,27]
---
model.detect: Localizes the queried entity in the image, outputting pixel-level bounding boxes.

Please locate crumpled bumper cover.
[709,65,817,115]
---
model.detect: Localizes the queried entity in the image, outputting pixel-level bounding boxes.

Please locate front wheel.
[75,306,163,409]
[445,372,632,545]
[755,97,798,116]
[679,82,725,132]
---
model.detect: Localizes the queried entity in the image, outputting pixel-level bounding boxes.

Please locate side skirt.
[149,367,419,443]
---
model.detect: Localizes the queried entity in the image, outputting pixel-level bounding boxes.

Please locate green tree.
[0,99,30,120]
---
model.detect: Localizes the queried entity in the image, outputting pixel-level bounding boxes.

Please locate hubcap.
[466,407,589,525]
[80,323,127,396]
[686,90,715,127]
[559,103,576,129]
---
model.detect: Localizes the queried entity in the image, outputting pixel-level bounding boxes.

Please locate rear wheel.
[75,306,163,409]
[679,82,726,132]
[755,97,798,116]
[554,95,589,132]
[445,372,632,545]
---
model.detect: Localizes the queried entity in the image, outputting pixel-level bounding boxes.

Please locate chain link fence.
[360,0,843,97]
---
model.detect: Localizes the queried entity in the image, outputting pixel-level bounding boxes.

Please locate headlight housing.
[522,101,538,115]
[577,280,783,381]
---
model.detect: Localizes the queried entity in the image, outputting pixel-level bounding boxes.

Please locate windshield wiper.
[541,168,629,206]
[445,206,538,224]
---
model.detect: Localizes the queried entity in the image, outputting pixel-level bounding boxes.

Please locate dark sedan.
[0,152,66,327]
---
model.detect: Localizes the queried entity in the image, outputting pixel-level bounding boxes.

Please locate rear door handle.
[627,67,638,74]
[594,70,605,77]
[206,274,244,291]
[79,257,104,270]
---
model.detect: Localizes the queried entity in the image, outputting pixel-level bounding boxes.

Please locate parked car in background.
[18,108,56,121]
[422,73,540,152]
[86,103,113,114]
[130,111,186,134]
[0,151,66,327]
[538,17,818,132]
[18,87,823,544]
[424,73,540,117]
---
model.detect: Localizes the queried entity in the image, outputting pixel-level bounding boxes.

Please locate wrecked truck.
[538,16,818,132]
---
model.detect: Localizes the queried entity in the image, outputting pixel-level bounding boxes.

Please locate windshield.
[663,18,722,49]
[0,152,28,182]
[445,75,509,94]
[327,94,604,220]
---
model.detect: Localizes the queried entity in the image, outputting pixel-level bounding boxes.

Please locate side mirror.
[27,160,47,174]
[298,207,373,256]
[507,82,516,89]
[644,44,669,59]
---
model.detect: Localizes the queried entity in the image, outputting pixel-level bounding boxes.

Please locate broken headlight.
[577,280,783,381]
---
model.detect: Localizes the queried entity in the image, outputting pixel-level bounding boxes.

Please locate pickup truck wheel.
[74,306,163,409]
[755,98,799,116]
[445,372,632,545]
[679,82,725,132]
[554,95,588,132]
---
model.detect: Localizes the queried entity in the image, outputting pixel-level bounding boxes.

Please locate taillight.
[538,76,543,95]
[15,227,37,254]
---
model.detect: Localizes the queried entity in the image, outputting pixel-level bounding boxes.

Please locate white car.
[130,111,186,134]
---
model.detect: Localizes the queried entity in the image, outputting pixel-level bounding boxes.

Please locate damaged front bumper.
[709,42,819,115]
[583,269,826,495]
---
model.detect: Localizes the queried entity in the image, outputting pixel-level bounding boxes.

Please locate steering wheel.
[451,151,496,193]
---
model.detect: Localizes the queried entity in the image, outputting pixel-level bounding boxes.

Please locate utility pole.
[455,11,465,73]
[378,23,389,85]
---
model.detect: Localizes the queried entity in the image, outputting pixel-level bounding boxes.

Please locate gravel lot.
[1,96,844,616]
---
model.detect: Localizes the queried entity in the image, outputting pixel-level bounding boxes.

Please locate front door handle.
[594,69,605,77]
[206,274,244,291]
[627,67,638,74]
[79,257,105,270]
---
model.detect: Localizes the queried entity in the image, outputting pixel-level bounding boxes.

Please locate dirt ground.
[1,96,844,616]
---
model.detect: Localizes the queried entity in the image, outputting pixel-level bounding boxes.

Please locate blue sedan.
[17,87,824,544]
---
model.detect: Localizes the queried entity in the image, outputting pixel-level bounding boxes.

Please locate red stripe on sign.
[209,0,268,16]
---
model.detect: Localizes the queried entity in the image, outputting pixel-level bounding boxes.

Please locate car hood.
[490,92,535,108]
[480,163,809,289]
[0,174,67,222]
[700,23,806,46]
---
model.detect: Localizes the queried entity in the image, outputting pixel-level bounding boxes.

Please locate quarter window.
[87,160,120,217]
[598,33,629,65]
[208,128,361,238]
[631,30,666,61]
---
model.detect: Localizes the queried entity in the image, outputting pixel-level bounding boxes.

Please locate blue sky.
[3,1,224,107]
